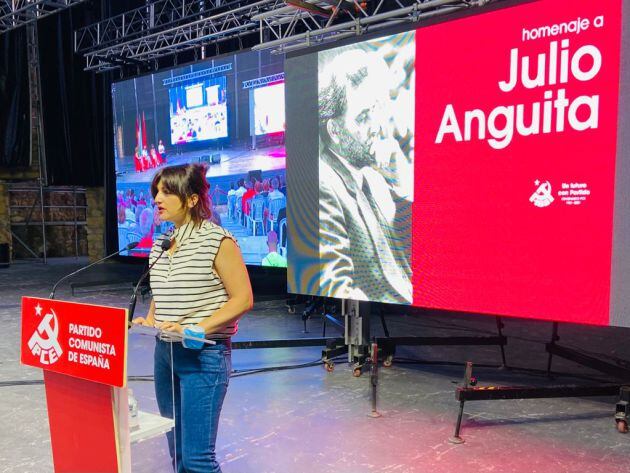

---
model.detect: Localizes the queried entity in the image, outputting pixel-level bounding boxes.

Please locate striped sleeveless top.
[149,220,238,338]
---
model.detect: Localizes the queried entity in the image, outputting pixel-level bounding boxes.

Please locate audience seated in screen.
[158,139,167,162]
[241,180,255,219]
[134,208,155,251]
[268,177,284,201]
[124,206,136,225]
[262,178,283,230]
[248,190,266,236]
[277,175,287,195]
[134,147,144,172]
[150,145,162,167]
[131,135,168,173]
[261,179,270,198]
[136,191,147,206]
[117,205,130,228]
[261,231,287,267]
[117,174,288,260]
[267,196,286,234]
[227,182,236,220]
[234,179,246,198]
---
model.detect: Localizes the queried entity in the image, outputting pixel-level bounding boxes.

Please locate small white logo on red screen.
[530,180,554,208]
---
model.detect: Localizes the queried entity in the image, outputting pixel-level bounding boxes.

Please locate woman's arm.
[198,238,253,335]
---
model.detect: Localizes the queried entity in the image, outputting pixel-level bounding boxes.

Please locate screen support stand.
[321,304,508,377]
[546,322,630,379]
[364,311,509,417]
[234,301,508,380]
[346,300,371,376]
[320,299,371,376]
[449,322,630,442]
[375,312,508,370]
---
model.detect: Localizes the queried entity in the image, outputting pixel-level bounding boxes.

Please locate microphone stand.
[49,242,139,300]
[128,237,172,324]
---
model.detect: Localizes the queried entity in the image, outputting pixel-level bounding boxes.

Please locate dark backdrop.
[37,1,120,186]
[0,28,30,168]
[33,1,147,260]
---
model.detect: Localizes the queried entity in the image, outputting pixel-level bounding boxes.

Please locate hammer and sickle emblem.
[28,309,63,365]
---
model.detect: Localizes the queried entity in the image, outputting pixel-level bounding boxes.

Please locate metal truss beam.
[162,63,233,86]
[75,0,496,72]
[0,0,87,34]
[77,0,287,73]
[242,72,285,89]
[252,0,484,53]
[75,0,241,53]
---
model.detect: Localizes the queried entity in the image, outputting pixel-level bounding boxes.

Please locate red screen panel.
[412,0,622,324]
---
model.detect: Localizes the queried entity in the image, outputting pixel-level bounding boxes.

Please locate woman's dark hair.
[150,164,211,226]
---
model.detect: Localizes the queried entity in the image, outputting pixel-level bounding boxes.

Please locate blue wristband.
[183,325,205,349]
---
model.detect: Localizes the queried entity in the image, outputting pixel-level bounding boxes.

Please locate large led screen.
[113,50,288,267]
[286,0,630,326]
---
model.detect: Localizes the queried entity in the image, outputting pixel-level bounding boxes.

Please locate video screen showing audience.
[169,78,229,144]
[112,50,288,267]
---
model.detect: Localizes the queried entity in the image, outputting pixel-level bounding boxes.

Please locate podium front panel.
[21,297,128,388]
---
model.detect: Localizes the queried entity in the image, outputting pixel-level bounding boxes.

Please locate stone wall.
[86,187,106,262]
[1,177,35,262]
[0,183,11,256]
[7,184,88,260]
[0,183,106,262]
[0,167,39,182]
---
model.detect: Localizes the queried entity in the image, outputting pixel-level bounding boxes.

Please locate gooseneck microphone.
[128,236,172,324]
[49,241,139,300]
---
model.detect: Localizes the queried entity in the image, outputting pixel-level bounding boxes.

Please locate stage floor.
[2,260,630,473]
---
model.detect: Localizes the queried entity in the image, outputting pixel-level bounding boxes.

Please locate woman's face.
[154,181,198,227]
[154,181,188,226]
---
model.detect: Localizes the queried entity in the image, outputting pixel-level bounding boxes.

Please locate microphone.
[49,241,139,300]
[128,236,172,324]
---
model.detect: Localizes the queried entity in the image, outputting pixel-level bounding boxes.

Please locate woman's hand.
[157,321,184,334]
[131,317,154,327]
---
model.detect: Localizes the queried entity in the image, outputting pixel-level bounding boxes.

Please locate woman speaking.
[133,163,252,473]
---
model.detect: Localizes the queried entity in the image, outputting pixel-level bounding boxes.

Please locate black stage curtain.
[37,0,146,186]
[35,0,144,253]
[35,0,177,253]
[0,28,30,168]
[38,5,109,187]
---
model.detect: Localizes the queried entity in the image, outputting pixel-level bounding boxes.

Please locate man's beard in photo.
[336,126,375,169]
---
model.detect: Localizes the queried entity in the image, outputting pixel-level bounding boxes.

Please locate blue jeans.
[154,339,231,473]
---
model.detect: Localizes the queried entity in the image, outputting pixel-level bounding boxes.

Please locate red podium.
[21,296,135,473]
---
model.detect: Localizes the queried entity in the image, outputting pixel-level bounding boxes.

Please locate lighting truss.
[251,0,485,53]
[75,0,288,72]
[0,0,87,34]
[162,63,233,86]
[242,72,285,89]
[75,0,495,72]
